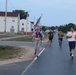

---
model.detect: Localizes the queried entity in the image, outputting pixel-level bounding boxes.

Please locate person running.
[39,27,44,46]
[32,27,43,57]
[58,31,64,47]
[66,27,76,59]
[48,29,54,46]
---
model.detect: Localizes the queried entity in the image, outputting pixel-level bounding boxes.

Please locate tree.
[13,10,29,19]
[42,26,47,31]
[50,26,56,30]
[57,23,76,33]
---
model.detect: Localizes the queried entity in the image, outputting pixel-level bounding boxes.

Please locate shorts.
[49,36,53,40]
[59,38,63,42]
[69,41,75,49]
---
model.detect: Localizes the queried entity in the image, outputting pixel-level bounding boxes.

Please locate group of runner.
[32,27,76,59]
[48,27,76,59]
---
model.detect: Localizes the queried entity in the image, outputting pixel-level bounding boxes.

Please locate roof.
[0,11,18,17]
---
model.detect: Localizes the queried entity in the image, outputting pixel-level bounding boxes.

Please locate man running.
[48,29,54,46]
[58,31,64,47]
[39,27,44,46]
[32,27,43,57]
[66,27,76,59]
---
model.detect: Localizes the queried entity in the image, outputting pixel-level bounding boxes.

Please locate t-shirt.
[33,30,43,40]
[48,31,53,37]
[66,31,76,41]
[35,31,42,38]
[58,32,64,38]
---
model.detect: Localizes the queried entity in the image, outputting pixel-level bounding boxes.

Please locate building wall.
[0,17,5,32]
[6,17,18,33]
[0,16,18,33]
[20,19,32,32]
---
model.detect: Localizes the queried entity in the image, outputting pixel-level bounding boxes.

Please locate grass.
[8,36,33,42]
[0,35,12,38]
[0,46,22,60]
[6,35,48,42]
[0,34,27,38]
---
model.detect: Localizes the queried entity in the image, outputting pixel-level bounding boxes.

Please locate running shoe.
[71,55,74,59]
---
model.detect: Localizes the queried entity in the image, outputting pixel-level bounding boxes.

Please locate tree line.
[41,23,76,33]
[12,10,76,33]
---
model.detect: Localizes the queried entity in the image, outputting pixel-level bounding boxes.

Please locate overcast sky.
[0,0,76,26]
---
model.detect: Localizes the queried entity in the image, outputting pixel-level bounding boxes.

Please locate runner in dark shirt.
[48,29,54,46]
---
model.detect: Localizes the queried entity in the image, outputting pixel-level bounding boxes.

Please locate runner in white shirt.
[66,27,76,59]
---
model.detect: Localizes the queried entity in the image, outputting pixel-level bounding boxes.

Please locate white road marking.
[20,48,45,75]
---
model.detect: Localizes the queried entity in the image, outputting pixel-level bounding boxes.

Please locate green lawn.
[6,35,48,42]
[0,35,12,38]
[0,46,22,60]
[8,36,33,42]
[0,34,26,38]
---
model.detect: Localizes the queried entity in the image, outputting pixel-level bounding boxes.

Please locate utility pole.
[5,0,7,33]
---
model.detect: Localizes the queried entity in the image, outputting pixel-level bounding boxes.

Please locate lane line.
[20,48,45,75]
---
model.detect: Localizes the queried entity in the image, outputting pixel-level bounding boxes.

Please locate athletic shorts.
[49,36,53,40]
[59,38,63,42]
[69,41,75,49]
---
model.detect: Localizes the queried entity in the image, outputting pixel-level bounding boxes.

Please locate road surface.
[24,34,76,75]
[0,33,76,75]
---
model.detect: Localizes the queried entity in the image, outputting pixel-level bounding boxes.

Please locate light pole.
[5,0,7,33]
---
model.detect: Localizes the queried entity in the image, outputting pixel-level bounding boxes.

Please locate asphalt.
[24,34,76,75]
[0,60,32,75]
[0,40,47,47]
[0,34,76,75]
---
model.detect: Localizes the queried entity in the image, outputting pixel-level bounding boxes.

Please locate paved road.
[0,60,32,75]
[0,40,47,47]
[24,34,76,75]
[1,33,76,75]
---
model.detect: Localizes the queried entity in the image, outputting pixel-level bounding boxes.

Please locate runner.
[48,29,54,46]
[58,31,64,47]
[32,27,43,57]
[66,27,76,59]
[39,27,44,46]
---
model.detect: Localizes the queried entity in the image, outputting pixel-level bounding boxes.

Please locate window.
[21,28,24,32]
[4,19,5,21]
[22,23,24,25]
[12,20,15,22]
[11,26,14,29]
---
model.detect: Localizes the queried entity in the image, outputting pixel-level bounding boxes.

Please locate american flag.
[34,14,43,29]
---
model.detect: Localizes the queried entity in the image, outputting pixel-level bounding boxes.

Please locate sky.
[0,0,76,26]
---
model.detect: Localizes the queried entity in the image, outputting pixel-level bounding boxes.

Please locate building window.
[22,23,24,25]
[11,26,14,29]
[21,28,24,32]
[31,28,33,31]
[4,19,5,21]
[12,20,15,22]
